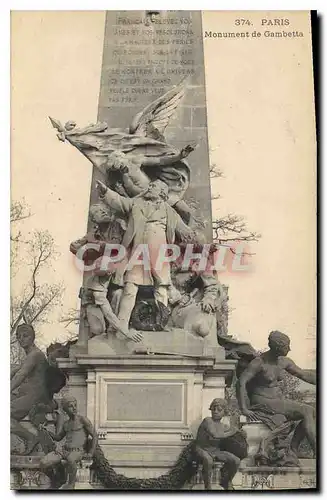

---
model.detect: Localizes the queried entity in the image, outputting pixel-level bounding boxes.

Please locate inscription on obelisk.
[90,10,212,233]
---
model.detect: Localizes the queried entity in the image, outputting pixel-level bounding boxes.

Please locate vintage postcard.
[10,10,317,490]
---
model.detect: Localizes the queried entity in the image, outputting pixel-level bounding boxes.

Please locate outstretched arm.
[96,180,132,216]
[237,357,262,415]
[142,143,197,168]
[284,359,316,385]
[81,416,98,457]
[45,413,66,441]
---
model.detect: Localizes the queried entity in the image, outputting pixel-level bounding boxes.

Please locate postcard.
[10,10,317,490]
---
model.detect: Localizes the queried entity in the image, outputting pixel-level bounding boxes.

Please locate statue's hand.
[201,297,216,313]
[179,294,191,307]
[96,180,108,197]
[242,409,257,420]
[120,165,129,174]
[180,142,198,158]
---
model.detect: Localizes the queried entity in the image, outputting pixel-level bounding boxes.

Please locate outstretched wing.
[129,78,188,140]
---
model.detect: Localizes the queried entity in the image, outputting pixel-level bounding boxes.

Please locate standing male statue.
[96,178,195,332]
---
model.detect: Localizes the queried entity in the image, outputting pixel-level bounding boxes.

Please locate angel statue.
[49,78,198,224]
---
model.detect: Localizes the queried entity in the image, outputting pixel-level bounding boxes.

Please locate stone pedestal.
[11,456,51,490]
[75,458,95,490]
[58,337,236,480]
[234,463,316,490]
[240,415,270,463]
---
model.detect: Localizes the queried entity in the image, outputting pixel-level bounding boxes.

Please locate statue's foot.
[221,480,234,491]
[59,482,75,490]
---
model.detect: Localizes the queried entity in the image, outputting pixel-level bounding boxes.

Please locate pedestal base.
[234,463,317,490]
[58,343,236,481]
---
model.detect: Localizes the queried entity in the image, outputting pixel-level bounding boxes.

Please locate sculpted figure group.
[61,79,222,343]
[10,324,316,490]
[195,330,316,490]
[9,81,315,491]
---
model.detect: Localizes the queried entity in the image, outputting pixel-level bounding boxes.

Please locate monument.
[48,10,237,482]
[10,10,316,491]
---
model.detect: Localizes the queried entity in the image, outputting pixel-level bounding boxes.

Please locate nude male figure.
[195,399,242,490]
[39,396,97,490]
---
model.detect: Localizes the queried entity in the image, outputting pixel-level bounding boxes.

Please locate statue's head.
[209,398,227,421]
[106,150,131,171]
[61,395,77,417]
[144,179,169,201]
[64,120,76,131]
[89,203,114,225]
[268,330,290,357]
[16,323,35,349]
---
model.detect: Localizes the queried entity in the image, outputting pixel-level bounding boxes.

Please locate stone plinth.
[186,461,316,491]
[58,352,236,479]
[11,456,51,490]
[87,327,220,358]
[10,455,95,490]
[234,463,316,490]
[188,462,223,490]
[240,415,270,463]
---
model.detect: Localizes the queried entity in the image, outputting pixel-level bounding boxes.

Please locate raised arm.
[237,357,262,415]
[142,143,197,168]
[11,351,39,392]
[284,358,316,385]
[96,180,132,216]
[81,416,98,457]
[44,409,67,441]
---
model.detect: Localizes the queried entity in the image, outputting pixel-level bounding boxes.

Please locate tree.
[212,213,261,247]
[209,156,261,247]
[59,308,81,337]
[10,200,64,363]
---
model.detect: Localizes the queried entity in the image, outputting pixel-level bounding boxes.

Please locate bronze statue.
[194,398,246,490]
[96,178,195,333]
[11,324,53,454]
[39,395,97,490]
[220,330,316,465]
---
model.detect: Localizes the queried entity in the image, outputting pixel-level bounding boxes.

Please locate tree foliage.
[10,200,64,363]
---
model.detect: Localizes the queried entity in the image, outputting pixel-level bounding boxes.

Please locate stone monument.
[10,11,317,491]
[52,10,236,481]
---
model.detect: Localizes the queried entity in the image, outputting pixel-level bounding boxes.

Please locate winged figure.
[49,79,197,220]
